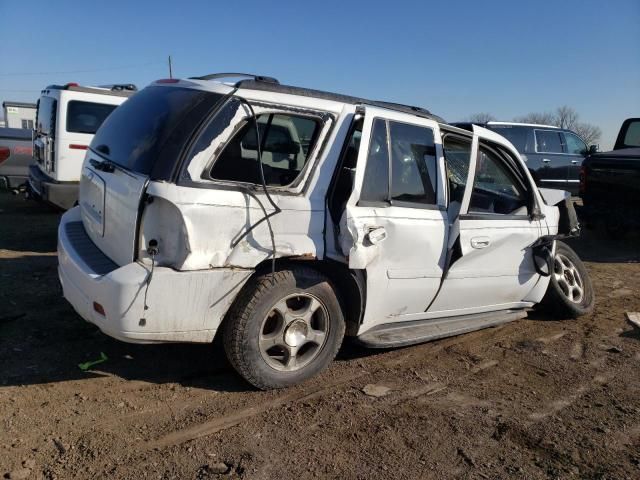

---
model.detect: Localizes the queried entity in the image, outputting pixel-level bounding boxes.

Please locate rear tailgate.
[0,127,33,181]
[80,150,147,266]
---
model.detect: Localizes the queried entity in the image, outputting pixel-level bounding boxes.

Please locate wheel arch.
[249,257,366,337]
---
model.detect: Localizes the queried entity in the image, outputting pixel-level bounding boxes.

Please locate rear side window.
[210,113,320,187]
[489,126,528,152]
[66,101,117,134]
[389,121,437,206]
[36,97,57,135]
[90,86,223,175]
[535,130,563,153]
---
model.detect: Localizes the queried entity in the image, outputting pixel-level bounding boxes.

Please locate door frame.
[341,105,450,331]
[424,126,547,316]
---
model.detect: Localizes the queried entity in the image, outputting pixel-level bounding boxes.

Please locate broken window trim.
[441,131,473,208]
[181,98,336,195]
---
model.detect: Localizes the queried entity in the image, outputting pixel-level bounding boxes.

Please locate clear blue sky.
[1,0,638,148]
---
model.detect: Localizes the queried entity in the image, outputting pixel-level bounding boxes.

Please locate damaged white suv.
[58,73,594,389]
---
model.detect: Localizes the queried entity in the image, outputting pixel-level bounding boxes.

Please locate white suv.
[29,83,136,209]
[57,73,594,389]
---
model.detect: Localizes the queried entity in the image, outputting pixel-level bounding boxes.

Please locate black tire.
[223,266,345,390]
[539,241,594,318]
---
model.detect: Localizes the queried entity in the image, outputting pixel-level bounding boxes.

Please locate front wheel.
[539,241,594,318]
[223,266,345,390]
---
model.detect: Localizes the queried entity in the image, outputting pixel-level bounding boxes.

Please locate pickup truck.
[0,127,33,190]
[580,118,640,234]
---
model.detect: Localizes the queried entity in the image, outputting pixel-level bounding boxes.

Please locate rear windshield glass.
[90,86,223,175]
[488,126,528,152]
[622,121,640,147]
[66,101,117,134]
[36,96,57,135]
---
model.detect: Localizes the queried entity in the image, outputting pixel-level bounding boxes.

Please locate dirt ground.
[1,190,639,480]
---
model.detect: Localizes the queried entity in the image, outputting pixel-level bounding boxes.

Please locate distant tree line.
[466,106,602,145]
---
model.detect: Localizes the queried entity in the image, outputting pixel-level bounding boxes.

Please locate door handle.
[366,226,387,245]
[571,160,579,164]
[542,158,551,163]
[470,236,490,249]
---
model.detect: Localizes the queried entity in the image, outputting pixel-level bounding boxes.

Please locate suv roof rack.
[42,83,137,97]
[189,73,444,123]
[189,72,280,86]
[366,100,441,120]
[98,83,137,92]
[232,79,444,122]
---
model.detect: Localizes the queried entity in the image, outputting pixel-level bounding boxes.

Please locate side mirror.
[588,144,599,154]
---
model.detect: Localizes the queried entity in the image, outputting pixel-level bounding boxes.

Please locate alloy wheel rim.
[259,293,329,372]
[553,253,584,304]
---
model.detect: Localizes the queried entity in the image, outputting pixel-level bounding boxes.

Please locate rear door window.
[210,113,320,187]
[389,121,437,206]
[360,118,390,204]
[535,130,563,153]
[36,97,57,135]
[66,101,118,134]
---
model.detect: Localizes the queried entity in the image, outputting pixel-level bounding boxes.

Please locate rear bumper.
[57,207,252,344]
[28,164,78,210]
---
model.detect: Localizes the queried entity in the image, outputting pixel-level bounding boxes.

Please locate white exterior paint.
[58,78,570,345]
[34,87,131,182]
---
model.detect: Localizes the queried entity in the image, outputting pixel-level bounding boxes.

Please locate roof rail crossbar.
[370,100,432,115]
[189,72,279,86]
[99,84,137,91]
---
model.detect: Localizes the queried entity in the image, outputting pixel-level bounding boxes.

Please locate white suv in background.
[57,73,594,390]
[28,83,136,209]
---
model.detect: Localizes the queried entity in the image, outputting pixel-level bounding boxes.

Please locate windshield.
[36,96,57,136]
[90,86,224,175]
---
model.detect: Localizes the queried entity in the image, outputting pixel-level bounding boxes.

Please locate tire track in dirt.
[148,323,522,450]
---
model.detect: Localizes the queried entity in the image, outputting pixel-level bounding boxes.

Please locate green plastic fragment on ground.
[78,352,108,371]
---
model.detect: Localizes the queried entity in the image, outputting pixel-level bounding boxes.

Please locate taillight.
[65,82,79,88]
[579,166,587,194]
[0,146,9,163]
[156,78,179,83]
[69,144,88,150]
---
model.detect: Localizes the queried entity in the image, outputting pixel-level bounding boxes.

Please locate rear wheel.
[539,241,594,318]
[223,266,345,390]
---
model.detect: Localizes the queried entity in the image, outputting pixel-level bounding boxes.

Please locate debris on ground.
[608,288,634,298]
[3,467,31,480]
[626,312,640,329]
[362,384,392,397]
[197,462,231,477]
[78,352,108,371]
